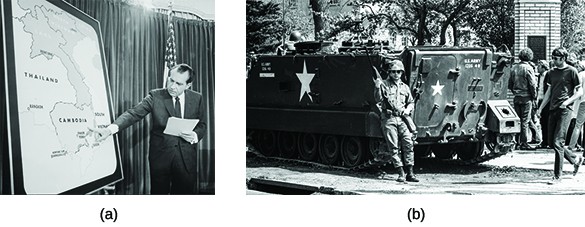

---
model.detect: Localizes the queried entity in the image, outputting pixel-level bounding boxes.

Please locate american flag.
[162,1,176,87]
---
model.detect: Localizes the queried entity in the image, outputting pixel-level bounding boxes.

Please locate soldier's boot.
[405,165,419,182]
[396,166,406,183]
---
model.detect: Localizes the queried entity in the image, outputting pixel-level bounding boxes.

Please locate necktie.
[174,97,181,118]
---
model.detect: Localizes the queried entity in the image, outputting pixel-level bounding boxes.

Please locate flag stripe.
[163,2,176,87]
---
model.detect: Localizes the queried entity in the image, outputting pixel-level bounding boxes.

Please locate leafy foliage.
[322,12,363,40]
[282,1,314,41]
[464,0,514,48]
[247,0,578,55]
[323,0,474,46]
[246,0,284,54]
[561,0,585,55]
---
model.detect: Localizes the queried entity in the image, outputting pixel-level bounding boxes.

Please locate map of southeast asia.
[2,0,122,194]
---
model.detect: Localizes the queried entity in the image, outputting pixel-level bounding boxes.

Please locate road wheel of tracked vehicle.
[298,133,318,161]
[278,132,298,159]
[431,144,456,159]
[319,135,340,165]
[456,141,485,161]
[368,138,386,158]
[256,130,277,156]
[341,136,366,167]
[247,130,258,148]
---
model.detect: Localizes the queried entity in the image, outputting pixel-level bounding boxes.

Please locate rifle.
[376,71,417,134]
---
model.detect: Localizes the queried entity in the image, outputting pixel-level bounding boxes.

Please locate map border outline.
[1,0,123,195]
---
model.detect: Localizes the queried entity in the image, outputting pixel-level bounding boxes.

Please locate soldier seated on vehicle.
[373,59,419,183]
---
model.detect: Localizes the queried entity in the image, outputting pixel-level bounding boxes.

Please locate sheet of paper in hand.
[163,117,200,136]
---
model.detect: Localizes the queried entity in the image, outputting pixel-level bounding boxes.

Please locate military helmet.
[390,60,405,71]
[289,31,302,42]
[383,59,404,71]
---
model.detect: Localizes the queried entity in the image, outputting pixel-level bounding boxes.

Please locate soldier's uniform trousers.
[381,115,414,168]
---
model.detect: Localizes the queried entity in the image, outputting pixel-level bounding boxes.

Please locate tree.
[282,0,314,41]
[310,0,327,40]
[246,0,284,54]
[464,0,514,49]
[561,0,585,56]
[329,0,471,46]
[357,0,432,45]
[434,0,471,45]
[320,0,517,49]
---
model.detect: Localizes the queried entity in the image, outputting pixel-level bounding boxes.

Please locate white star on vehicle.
[431,80,444,96]
[296,60,315,102]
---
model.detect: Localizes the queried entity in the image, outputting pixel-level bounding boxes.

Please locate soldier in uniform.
[373,59,419,183]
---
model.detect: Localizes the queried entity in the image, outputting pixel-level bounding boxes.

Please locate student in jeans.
[536,47,584,184]
[536,60,551,148]
[508,48,538,150]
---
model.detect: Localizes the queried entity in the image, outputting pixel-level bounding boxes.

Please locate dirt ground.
[246,146,585,195]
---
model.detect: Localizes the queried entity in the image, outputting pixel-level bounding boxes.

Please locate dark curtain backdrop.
[1,40,5,194]
[65,0,215,194]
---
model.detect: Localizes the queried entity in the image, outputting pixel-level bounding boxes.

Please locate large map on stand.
[1,0,122,194]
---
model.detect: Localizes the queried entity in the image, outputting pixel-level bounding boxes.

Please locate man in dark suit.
[91,63,206,194]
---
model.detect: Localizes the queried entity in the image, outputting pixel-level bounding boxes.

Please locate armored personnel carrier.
[247,41,519,168]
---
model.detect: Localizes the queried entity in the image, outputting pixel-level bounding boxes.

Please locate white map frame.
[2,0,123,194]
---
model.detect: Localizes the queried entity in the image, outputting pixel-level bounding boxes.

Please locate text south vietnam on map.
[2,0,122,194]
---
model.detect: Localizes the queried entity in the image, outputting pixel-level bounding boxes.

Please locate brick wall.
[514,0,561,61]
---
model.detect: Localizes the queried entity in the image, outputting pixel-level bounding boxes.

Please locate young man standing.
[536,60,550,148]
[536,48,584,184]
[508,48,538,150]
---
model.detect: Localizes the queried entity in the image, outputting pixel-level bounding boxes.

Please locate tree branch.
[361,3,417,34]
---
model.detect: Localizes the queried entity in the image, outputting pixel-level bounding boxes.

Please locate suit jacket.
[113,88,207,172]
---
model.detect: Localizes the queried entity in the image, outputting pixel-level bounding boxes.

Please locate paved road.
[486,148,583,171]
[247,148,585,195]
